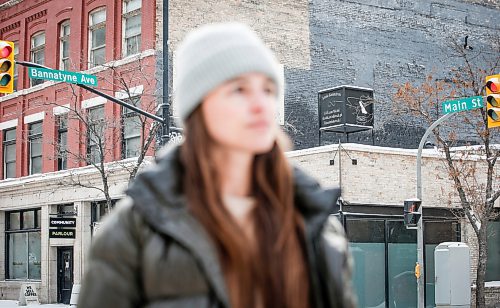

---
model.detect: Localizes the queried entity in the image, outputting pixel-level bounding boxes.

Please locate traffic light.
[0,40,14,94]
[404,198,421,229]
[486,74,500,129]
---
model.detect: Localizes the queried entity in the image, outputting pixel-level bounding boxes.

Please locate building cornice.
[0,20,20,35]
[0,0,51,22]
[286,143,497,162]
[26,9,47,23]
[0,157,154,208]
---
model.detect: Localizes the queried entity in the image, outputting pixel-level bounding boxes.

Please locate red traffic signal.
[486,74,500,129]
[487,79,499,92]
[0,40,14,94]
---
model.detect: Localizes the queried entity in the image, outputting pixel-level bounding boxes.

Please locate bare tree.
[48,56,161,213]
[393,39,500,307]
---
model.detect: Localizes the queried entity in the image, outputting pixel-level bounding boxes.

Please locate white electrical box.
[434,242,471,308]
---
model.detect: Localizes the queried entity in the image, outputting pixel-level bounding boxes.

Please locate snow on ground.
[0,301,69,308]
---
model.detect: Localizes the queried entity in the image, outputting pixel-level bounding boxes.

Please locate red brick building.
[0,0,157,178]
[0,0,158,303]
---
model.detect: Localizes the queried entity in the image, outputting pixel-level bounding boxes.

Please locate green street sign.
[28,67,97,87]
[442,96,483,114]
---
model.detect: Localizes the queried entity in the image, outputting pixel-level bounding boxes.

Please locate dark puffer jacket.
[78,146,357,308]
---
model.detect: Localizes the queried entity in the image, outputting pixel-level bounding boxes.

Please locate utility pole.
[415,112,455,308]
[161,0,170,146]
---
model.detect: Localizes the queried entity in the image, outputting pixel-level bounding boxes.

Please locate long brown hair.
[180,108,310,308]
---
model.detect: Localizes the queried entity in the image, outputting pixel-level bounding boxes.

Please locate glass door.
[387,220,417,308]
[346,219,386,308]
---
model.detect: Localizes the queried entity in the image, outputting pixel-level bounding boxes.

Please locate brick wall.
[287,143,471,206]
[293,0,499,149]
[471,285,500,308]
[159,0,499,149]
[167,0,311,70]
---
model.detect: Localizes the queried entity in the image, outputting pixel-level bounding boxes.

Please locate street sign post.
[17,60,178,146]
[414,112,455,308]
[441,96,483,114]
[28,67,97,87]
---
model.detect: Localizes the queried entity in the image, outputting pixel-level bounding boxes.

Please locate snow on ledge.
[485,281,500,288]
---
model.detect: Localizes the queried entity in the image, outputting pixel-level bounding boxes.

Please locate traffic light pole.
[415,112,455,308]
[16,60,169,140]
[161,0,170,145]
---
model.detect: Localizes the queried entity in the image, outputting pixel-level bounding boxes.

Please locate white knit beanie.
[174,22,282,123]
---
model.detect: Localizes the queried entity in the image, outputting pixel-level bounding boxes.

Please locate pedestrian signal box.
[404,198,421,229]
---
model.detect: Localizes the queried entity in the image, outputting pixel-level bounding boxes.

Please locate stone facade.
[288,143,500,307]
[0,159,146,302]
[288,143,473,206]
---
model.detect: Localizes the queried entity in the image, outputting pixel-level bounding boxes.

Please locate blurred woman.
[78,22,356,308]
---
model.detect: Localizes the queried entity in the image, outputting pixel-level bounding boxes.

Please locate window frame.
[59,20,71,71]
[122,0,142,57]
[30,31,45,86]
[56,115,68,171]
[121,96,142,159]
[5,208,42,281]
[28,121,43,175]
[88,8,107,68]
[86,105,105,165]
[486,219,500,282]
[3,128,16,179]
[58,204,76,217]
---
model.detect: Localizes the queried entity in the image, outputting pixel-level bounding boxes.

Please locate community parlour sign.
[49,217,76,239]
[49,229,76,239]
[50,217,76,228]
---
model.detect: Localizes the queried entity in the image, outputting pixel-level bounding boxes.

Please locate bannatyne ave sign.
[28,67,97,86]
[442,96,483,114]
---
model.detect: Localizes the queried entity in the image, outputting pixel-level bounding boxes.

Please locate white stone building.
[0,143,498,306]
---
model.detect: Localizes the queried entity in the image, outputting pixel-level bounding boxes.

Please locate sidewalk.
[0,301,69,307]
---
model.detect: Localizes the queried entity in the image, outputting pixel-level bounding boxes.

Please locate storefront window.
[9,212,20,230]
[486,221,500,281]
[28,232,41,279]
[387,221,417,308]
[23,210,35,229]
[6,209,41,280]
[346,219,386,308]
[9,233,28,279]
[344,214,459,308]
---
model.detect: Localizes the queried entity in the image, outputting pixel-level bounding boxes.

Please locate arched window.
[30,31,45,86]
[122,0,141,57]
[59,20,71,70]
[88,8,106,67]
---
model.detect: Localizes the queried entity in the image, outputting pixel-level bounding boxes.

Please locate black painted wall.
[284,0,499,149]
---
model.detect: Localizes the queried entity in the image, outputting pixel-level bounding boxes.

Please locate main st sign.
[442,96,483,114]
